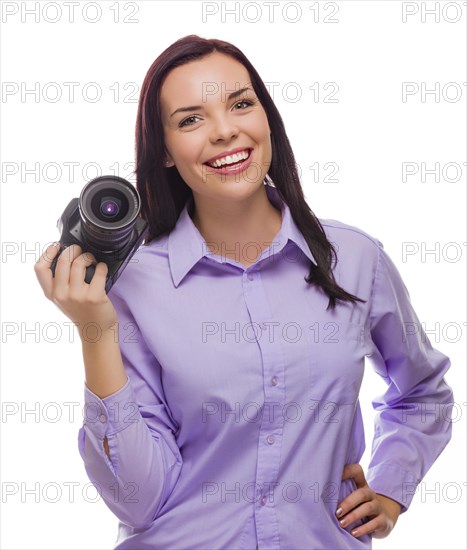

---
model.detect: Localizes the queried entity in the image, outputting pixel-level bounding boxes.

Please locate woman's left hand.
[335,463,402,539]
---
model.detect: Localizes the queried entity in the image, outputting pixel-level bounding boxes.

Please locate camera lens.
[100,198,121,218]
[78,175,141,251]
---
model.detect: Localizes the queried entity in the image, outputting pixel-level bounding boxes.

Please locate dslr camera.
[50,175,148,293]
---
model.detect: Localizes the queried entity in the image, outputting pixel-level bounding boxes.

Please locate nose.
[209,114,239,143]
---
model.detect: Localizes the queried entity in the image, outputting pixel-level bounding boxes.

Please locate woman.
[34,35,454,549]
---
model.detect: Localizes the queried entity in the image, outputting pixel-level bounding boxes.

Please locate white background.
[1,0,466,548]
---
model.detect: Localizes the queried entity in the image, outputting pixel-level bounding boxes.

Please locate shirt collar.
[168,184,318,287]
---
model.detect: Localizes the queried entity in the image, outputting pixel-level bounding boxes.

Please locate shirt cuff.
[365,462,420,514]
[83,377,140,439]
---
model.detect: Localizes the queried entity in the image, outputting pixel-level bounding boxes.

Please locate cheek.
[169,136,202,167]
[253,113,272,147]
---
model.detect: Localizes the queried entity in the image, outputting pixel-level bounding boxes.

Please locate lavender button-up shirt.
[78,184,453,549]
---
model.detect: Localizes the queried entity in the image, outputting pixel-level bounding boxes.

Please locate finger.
[336,485,374,520]
[69,251,98,293]
[53,244,84,297]
[34,243,61,298]
[35,242,61,267]
[87,262,109,299]
[337,499,377,530]
[342,463,366,488]
[349,517,381,539]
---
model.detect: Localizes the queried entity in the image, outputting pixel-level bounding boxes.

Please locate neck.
[190,186,283,267]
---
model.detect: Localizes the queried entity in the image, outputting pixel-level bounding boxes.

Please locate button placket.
[242,269,283,549]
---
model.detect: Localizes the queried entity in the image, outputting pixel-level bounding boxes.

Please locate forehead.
[160,52,251,109]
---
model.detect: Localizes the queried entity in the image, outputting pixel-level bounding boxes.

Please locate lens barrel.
[78,175,141,251]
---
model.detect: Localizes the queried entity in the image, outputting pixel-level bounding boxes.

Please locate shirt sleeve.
[364,239,454,514]
[77,285,183,529]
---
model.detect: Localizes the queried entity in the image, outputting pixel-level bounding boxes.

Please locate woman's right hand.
[34,243,119,340]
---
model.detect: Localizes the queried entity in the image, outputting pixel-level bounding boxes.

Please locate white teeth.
[208,149,250,168]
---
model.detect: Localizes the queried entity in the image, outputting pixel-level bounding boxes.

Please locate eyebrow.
[169,86,253,118]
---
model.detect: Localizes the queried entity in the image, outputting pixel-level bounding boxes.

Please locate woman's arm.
[78,283,183,530]
[364,239,454,514]
[81,330,128,399]
[34,243,183,529]
[81,332,128,459]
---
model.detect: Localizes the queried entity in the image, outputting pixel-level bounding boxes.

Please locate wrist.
[78,321,119,344]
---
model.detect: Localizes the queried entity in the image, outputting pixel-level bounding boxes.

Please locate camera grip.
[50,245,97,284]
[84,263,96,284]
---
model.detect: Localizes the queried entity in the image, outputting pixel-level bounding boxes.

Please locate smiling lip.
[203,149,254,176]
[204,147,252,165]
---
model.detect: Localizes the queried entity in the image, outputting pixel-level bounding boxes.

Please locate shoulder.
[317,217,384,269]
[319,217,383,251]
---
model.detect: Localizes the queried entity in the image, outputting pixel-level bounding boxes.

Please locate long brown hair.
[135,35,365,311]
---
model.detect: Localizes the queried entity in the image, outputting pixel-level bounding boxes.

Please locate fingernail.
[351,529,359,536]
[335,507,343,517]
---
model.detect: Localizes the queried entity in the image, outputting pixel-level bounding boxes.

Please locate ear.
[164,158,175,168]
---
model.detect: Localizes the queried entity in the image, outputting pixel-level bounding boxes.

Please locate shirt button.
[260,495,267,506]
[271,376,278,386]
[267,434,275,445]
[99,414,106,423]
[247,273,254,281]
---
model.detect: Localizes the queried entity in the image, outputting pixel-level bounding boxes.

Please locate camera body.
[50,175,149,293]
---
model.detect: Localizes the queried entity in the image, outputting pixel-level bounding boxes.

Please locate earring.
[264,173,274,186]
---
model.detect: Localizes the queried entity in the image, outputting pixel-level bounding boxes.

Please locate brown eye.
[179,115,201,128]
[233,100,254,110]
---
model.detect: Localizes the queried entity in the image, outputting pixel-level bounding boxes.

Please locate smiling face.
[160,52,272,205]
